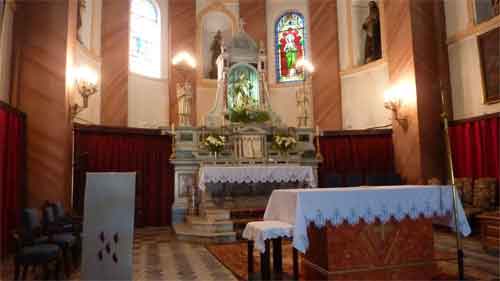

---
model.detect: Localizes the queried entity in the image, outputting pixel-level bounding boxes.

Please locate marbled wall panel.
[411,0,450,181]
[309,0,342,130]
[12,0,75,207]
[101,0,129,126]
[239,0,266,47]
[169,0,197,125]
[385,0,423,184]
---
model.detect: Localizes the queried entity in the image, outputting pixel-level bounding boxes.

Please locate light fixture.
[172,51,197,69]
[384,86,408,129]
[71,66,99,119]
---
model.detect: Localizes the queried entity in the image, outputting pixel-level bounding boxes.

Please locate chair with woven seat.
[243,221,299,280]
[12,231,62,280]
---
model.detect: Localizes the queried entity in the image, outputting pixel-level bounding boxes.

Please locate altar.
[170,24,321,242]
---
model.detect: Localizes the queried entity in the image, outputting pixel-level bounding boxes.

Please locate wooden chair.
[12,231,62,280]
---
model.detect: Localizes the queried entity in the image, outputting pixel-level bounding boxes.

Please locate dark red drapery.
[319,131,395,181]
[73,125,174,227]
[0,103,25,259]
[449,114,500,181]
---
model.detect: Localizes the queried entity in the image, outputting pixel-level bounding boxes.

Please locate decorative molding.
[340,58,387,78]
[449,112,500,125]
[321,128,392,137]
[447,14,500,45]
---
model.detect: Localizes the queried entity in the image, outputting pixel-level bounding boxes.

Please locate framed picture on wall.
[478,27,500,104]
[0,0,5,38]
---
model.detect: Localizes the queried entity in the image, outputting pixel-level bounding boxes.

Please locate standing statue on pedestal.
[177,81,193,127]
[209,30,223,79]
[296,88,309,128]
[362,1,382,64]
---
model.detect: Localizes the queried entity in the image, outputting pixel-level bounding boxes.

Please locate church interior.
[0,0,499,280]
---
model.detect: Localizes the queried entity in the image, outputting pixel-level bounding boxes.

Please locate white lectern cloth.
[198,165,316,191]
[242,221,293,253]
[263,185,471,253]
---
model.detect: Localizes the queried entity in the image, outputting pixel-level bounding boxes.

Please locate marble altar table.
[263,186,471,280]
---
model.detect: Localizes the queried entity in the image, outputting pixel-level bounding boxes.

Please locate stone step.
[204,209,231,222]
[186,216,234,233]
[173,223,236,244]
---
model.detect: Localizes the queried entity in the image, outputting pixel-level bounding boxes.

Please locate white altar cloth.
[198,165,316,191]
[263,185,471,253]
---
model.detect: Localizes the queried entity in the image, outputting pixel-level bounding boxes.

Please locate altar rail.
[318,129,395,187]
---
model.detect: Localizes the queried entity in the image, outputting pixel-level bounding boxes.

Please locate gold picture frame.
[478,27,500,104]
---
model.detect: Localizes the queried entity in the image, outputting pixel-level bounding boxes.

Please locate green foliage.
[228,107,271,124]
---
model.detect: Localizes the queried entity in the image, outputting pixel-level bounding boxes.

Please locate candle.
[171,123,175,135]
[222,117,225,127]
[201,119,205,128]
[316,125,320,137]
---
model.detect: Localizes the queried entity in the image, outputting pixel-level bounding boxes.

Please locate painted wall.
[444,1,500,119]
[0,1,15,104]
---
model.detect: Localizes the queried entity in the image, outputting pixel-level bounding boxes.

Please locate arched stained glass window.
[275,12,305,83]
[130,0,161,78]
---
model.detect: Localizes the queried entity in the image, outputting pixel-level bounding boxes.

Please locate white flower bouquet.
[273,135,297,153]
[203,135,226,153]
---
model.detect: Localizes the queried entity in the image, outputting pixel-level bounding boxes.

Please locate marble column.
[385,0,452,184]
[101,0,129,126]
[309,0,343,130]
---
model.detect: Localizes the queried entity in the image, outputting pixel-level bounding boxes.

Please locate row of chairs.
[12,202,81,280]
[321,173,402,188]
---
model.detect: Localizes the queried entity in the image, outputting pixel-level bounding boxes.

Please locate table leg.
[261,240,271,280]
[248,240,254,276]
[272,238,283,273]
[293,248,299,280]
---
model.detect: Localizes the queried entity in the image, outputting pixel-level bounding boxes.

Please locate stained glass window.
[275,12,305,83]
[130,0,161,78]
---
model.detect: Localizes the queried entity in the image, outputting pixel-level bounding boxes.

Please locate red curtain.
[73,126,174,227]
[0,104,25,259]
[449,115,500,181]
[319,132,395,179]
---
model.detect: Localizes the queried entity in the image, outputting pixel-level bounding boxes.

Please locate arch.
[129,0,162,78]
[274,11,306,83]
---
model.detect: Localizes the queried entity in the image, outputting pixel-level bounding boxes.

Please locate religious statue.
[493,0,500,16]
[296,88,310,128]
[279,28,303,78]
[209,30,223,79]
[233,73,255,109]
[362,1,382,64]
[77,0,86,43]
[177,81,193,126]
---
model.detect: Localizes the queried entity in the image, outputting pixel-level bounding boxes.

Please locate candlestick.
[315,125,320,137]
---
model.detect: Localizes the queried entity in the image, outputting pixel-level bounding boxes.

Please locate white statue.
[296,88,309,128]
[177,81,193,126]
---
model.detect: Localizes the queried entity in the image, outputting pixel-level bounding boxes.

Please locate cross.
[239,18,246,32]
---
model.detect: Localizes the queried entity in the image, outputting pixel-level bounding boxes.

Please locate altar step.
[173,223,237,244]
[186,215,234,233]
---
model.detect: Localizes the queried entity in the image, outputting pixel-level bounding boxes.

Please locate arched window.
[129,0,161,78]
[275,12,305,83]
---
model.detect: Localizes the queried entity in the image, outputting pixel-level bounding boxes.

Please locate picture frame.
[0,0,5,39]
[478,27,500,104]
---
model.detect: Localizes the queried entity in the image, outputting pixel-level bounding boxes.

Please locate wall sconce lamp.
[71,66,98,119]
[384,88,408,129]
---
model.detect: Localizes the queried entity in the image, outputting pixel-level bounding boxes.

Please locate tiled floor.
[2,227,498,280]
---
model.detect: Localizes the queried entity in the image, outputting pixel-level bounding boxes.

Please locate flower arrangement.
[272,135,297,153]
[228,105,270,124]
[203,134,226,153]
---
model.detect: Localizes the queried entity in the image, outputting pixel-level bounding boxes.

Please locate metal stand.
[441,89,465,280]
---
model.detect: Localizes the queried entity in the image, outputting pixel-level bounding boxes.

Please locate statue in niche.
[209,30,223,79]
[296,87,310,128]
[233,73,254,109]
[177,81,193,126]
[362,1,382,64]
[77,0,87,43]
